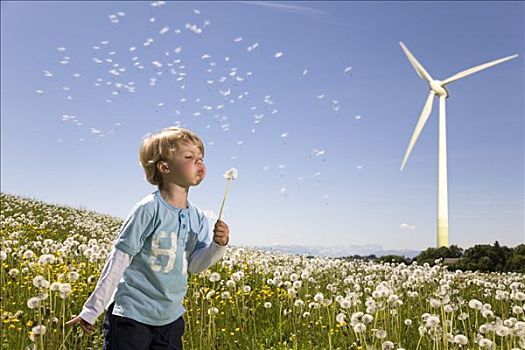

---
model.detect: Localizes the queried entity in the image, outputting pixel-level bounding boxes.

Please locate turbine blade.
[401,91,436,170]
[442,54,518,85]
[399,42,433,82]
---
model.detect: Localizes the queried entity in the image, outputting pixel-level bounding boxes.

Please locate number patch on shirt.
[148,231,177,273]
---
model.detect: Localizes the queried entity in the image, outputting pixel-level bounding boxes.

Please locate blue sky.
[1,1,523,250]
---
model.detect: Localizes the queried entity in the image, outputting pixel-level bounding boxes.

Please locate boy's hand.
[213,220,229,246]
[65,315,95,334]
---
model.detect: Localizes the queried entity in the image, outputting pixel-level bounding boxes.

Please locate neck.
[159,183,189,209]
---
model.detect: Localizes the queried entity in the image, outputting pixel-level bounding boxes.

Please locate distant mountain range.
[246,244,421,259]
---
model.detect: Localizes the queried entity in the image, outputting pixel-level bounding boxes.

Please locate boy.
[66,127,230,350]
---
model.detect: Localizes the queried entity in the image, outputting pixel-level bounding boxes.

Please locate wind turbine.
[399,41,518,248]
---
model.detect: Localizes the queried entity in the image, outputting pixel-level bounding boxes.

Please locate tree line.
[342,242,525,273]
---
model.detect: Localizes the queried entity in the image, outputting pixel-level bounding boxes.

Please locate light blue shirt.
[111,189,213,326]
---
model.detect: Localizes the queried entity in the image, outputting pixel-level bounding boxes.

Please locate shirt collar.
[155,189,190,213]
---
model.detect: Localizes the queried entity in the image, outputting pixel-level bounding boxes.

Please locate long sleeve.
[187,239,228,274]
[78,247,133,325]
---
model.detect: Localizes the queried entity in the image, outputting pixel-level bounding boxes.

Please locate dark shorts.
[102,302,185,350]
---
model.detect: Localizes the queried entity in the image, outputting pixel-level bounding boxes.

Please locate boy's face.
[160,142,206,187]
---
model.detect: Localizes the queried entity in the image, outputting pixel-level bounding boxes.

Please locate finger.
[81,320,94,328]
[213,231,227,238]
[215,221,227,227]
[81,323,94,334]
[65,317,79,326]
[213,230,226,237]
[80,319,95,331]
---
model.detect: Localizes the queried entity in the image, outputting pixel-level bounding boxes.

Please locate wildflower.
[468,299,483,310]
[264,302,272,309]
[481,309,494,318]
[58,283,72,298]
[313,293,324,302]
[23,250,35,259]
[321,299,332,307]
[226,280,236,288]
[27,297,41,309]
[375,329,387,339]
[294,299,304,308]
[478,338,493,348]
[514,292,525,301]
[207,307,219,315]
[353,323,366,333]
[496,325,511,337]
[31,325,46,335]
[453,334,468,345]
[512,305,523,315]
[382,341,394,350]
[362,314,373,324]
[67,271,80,281]
[38,254,55,265]
[205,291,215,300]
[425,315,440,328]
[209,272,221,282]
[458,312,469,320]
[339,298,351,309]
[50,282,61,291]
[444,304,454,313]
[32,276,49,289]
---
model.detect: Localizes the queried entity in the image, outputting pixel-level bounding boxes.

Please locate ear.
[157,161,170,174]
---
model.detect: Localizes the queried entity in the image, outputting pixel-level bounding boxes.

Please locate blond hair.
[139,127,205,187]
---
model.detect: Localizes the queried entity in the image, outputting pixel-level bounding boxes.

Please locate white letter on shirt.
[149,231,177,273]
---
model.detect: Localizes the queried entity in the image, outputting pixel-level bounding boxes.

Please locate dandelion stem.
[218,180,230,221]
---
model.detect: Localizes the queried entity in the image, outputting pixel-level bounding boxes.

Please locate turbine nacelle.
[429,80,448,97]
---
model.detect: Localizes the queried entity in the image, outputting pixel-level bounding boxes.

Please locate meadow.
[1,192,524,349]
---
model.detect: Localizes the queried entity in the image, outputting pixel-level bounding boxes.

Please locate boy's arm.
[78,247,132,325]
[187,215,228,274]
[187,239,228,274]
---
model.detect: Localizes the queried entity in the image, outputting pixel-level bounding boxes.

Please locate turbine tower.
[399,41,518,248]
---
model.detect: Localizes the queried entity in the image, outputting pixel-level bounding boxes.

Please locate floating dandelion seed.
[274,52,283,58]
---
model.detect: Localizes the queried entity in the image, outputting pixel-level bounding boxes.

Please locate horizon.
[0,190,519,254]
[1,1,524,250]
